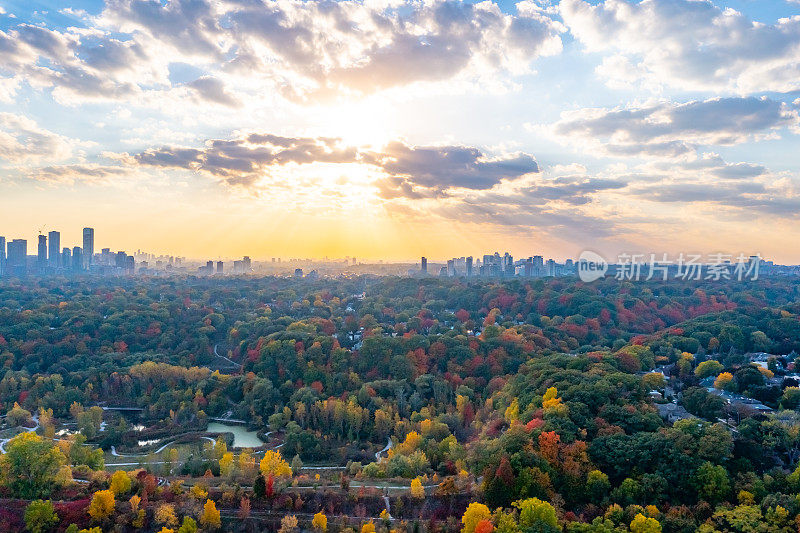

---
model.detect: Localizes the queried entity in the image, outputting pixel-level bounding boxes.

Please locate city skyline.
[1,0,800,262]
[3,223,797,283]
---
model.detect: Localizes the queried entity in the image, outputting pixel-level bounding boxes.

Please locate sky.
[0,0,799,263]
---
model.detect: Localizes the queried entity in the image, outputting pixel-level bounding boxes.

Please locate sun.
[313,96,398,149]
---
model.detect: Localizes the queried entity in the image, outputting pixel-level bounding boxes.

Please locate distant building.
[72,247,82,271]
[0,236,5,276]
[7,239,27,276]
[216,261,223,274]
[37,235,47,270]
[466,256,473,277]
[61,247,71,270]
[294,268,303,278]
[82,228,94,270]
[48,231,60,268]
[421,256,427,274]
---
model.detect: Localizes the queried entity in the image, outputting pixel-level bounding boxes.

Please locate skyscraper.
[0,236,5,276]
[466,256,473,277]
[421,257,427,274]
[48,231,60,268]
[7,239,27,276]
[82,227,94,270]
[62,247,71,270]
[37,235,47,270]
[72,247,82,271]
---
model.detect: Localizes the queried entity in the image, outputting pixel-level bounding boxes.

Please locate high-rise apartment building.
[82,227,94,270]
[72,247,82,271]
[37,235,47,269]
[8,239,27,276]
[48,231,60,268]
[421,257,427,274]
[0,236,5,276]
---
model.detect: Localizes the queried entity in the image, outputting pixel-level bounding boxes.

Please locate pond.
[206,422,263,448]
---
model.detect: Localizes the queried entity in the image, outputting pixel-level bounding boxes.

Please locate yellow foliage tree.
[279,515,299,533]
[155,503,178,528]
[129,494,141,513]
[397,431,421,454]
[542,387,562,409]
[361,522,376,533]
[714,372,734,390]
[219,452,235,478]
[200,499,221,530]
[410,477,425,499]
[88,489,115,522]
[504,399,519,423]
[190,484,208,500]
[110,470,131,495]
[259,450,293,478]
[461,502,491,533]
[312,511,328,531]
[630,513,662,533]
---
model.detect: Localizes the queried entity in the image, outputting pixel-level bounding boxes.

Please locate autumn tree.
[462,503,492,533]
[238,497,251,520]
[0,432,66,499]
[200,499,221,530]
[630,513,662,533]
[24,500,58,533]
[178,517,198,533]
[260,450,292,477]
[7,402,32,426]
[515,498,560,533]
[312,511,328,532]
[109,470,131,495]
[279,515,299,533]
[88,490,115,522]
[410,477,425,499]
[155,504,178,528]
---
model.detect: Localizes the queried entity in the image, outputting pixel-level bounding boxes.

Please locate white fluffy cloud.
[0,113,76,164]
[561,0,800,94]
[548,96,799,158]
[0,0,564,106]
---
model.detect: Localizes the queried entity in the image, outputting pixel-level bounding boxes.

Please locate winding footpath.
[110,435,216,458]
[375,437,393,462]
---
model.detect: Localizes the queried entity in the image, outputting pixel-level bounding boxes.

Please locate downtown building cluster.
[0,228,138,277]
[418,252,576,278]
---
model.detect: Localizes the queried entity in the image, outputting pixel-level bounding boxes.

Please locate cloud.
[185,76,241,107]
[126,132,539,190]
[0,77,19,103]
[0,23,165,104]
[365,142,539,192]
[0,113,75,163]
[549,97,798,157]
[23,164,135,185]
[96,0,564,101]
[561,0,800,94]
